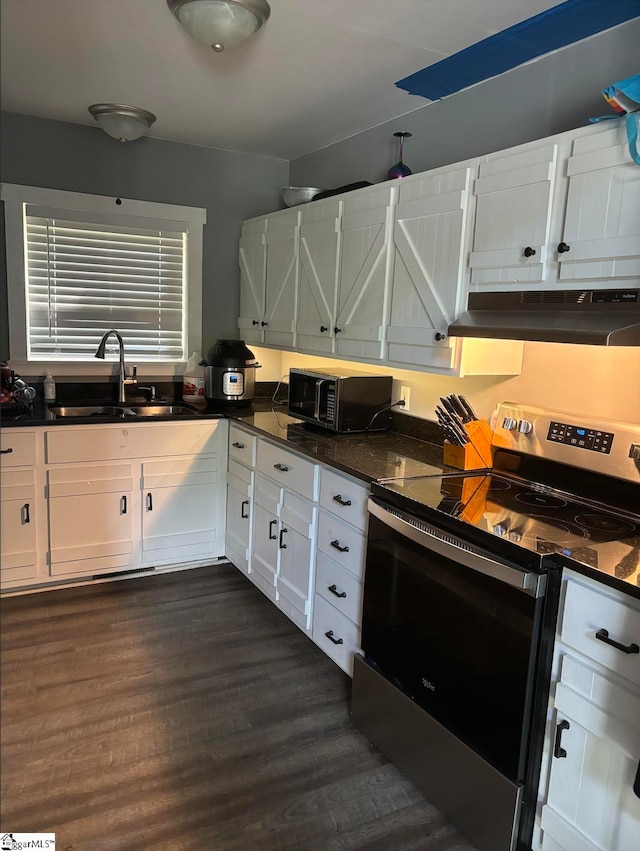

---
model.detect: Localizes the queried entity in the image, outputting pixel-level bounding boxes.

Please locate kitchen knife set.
[436,394,494,471]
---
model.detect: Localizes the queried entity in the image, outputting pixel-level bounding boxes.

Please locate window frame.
[1,183,206,375]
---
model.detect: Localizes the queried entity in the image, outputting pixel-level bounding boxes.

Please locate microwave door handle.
[367,498,546,598]
[314,379,326,420]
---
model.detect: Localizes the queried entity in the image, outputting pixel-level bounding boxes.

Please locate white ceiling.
[1,0,565,160]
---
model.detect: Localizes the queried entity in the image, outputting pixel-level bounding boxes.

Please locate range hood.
[448,290,640,346]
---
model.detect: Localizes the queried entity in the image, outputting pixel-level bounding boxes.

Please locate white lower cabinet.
[536,571,640,851]
[0,469,39,585]
[226,458,253,575]
[250,472,281,602]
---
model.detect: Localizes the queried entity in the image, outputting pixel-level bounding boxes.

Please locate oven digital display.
[546,421,614,454]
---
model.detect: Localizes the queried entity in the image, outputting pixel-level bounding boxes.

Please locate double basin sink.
[48,403,202,420]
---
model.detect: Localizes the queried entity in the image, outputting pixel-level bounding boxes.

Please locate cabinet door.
[238,217,266,344]
[469,143,558,288]
[540,656,640,851]
[387,165,472,371]
[297,198,341,354]
[226,457,252,575]
[250,473,281,602]
[277,489,316,632]
[47,464,134,576]
[335,184,394,361]
[558,120,640,288]
[263,209,300,349]
[1,469,37,585]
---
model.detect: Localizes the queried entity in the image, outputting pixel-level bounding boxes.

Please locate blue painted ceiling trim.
[396,0,640,101]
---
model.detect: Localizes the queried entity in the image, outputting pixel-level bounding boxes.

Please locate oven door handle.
[368,499,546,598]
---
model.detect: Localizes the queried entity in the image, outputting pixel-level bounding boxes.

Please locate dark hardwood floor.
[1,565,476,851]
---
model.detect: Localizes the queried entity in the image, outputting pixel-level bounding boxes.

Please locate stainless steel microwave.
[287,368,393,433]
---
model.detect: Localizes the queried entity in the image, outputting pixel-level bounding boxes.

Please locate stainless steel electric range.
[351,403,640,851]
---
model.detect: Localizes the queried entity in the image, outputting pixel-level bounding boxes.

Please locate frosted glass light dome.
[168,0,270,52]
[88,104,156,142]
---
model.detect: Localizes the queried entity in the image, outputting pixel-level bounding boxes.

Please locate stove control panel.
[547,421,614,454]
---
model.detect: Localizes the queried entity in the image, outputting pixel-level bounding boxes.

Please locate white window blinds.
[24,205,187,361]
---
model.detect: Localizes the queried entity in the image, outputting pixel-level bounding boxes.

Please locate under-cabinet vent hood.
[448,290,640,346]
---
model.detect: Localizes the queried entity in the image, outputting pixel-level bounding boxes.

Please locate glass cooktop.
[375,472,640,588]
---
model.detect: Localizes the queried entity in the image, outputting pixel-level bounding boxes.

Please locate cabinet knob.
[320,325,328,333]
[261,321,268,327]
[557,242,571,254]
[523,246,537,257]
[252,320,259,326]
[334,327,342,334]
[434,332,446,342]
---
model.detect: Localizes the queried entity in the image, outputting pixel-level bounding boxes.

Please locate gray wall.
[0,112,289,361]
[290,19,640,188]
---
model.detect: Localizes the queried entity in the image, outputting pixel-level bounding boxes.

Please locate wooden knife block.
[442,419,493,470]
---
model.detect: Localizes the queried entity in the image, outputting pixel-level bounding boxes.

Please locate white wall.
[254,343,640,426]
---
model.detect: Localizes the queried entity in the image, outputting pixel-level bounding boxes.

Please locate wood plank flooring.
[1,565,476,851]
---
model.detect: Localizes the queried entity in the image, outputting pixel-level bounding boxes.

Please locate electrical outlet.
[400,385,411,411]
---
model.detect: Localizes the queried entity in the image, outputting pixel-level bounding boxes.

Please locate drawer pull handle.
[331,540,349,553]
[147,492,153,511]
[332,494,352,507]
[328,584,346,599]
[23,503,31,524]
[279,527,288,549]
[273,463,289,472]
[553,719,570,759]
[269,519,278,540]
[325,630,344,645]
[1,447,13,454]
[232,442,246,449]
[121,495,127,514]
[241,499,249,519]
[595,628,639,655]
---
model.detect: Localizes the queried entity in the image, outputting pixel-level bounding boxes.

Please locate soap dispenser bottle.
[43,371,56,403]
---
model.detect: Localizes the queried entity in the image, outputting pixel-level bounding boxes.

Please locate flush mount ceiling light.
[167,0,270,52]
[88,103,157,142]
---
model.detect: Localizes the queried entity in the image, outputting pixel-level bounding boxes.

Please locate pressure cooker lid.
[206,339,256,367]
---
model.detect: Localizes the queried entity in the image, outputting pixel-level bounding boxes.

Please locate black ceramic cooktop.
[375,472,640,589]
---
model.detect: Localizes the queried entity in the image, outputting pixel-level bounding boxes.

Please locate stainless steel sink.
[48,403,200,419]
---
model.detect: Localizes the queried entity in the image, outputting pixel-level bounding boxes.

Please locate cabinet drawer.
[320,468,369,531]
[228,458,252,495]
[561,576,640,687]
[1,430,37,467]
[316,552,363,626]
[229,424,256,468]
[256,440,318,501]
[1,468,35,501]
[317,510,367,579]
[312,594,361,676]
[45,421,219,464]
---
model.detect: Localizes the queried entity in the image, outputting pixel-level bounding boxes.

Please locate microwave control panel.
[325,386,336,422]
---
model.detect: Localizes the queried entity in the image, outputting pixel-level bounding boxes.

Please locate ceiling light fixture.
[88,103,157,143]
[167,0,270,53]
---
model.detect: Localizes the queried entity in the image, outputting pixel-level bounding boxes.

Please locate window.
[2,184,206,366]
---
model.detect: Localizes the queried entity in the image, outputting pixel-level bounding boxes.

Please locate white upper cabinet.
[297,197,341,354]
[335,183,395,361]
[263,208,300,350]
[470,119,640,292]
[387,163,474,372]
[238,216,267,345]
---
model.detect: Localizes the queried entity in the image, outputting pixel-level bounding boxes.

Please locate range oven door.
[361,497,547,784]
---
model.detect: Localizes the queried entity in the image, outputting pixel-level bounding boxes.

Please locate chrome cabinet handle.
[325,630,344,645]
[595,628,639,655]
[332,494,352,507]
[273,463,289,472]
[328,584,346,599]
[269,519,277,540]
[241,500,249,519]
[232,442,245,449]
[330,540,349,553]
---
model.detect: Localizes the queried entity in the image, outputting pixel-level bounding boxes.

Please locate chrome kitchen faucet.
[94,329,138,403]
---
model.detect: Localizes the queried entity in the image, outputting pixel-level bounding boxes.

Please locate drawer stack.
[312,467,369,675]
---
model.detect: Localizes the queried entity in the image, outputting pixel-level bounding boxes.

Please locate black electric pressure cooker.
[205,340,260,406]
